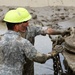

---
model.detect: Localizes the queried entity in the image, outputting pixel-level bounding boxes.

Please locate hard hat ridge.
[3,7,32,23]
[16,7,32,22]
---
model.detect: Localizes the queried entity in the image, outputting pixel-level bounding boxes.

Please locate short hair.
[6,22,16,30]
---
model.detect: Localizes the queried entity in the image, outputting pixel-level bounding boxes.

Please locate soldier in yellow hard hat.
[3,8,70,75]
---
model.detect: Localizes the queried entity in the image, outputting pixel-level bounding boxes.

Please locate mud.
[0,6,75,75]
[0,6,75,28]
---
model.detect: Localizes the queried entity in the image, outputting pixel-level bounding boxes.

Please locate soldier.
[2,8,69,75]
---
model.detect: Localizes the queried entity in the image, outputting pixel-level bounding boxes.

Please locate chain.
[53,55,58,75]
[49,35,63,75]
[53,54,63,75]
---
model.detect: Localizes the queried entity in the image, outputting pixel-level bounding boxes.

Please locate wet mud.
[0,6,75,28]
[0,6,75,75]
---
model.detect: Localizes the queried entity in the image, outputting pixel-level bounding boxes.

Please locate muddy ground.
[0,6,75,29]
[0,6,75,75]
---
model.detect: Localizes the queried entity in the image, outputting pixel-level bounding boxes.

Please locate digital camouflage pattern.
[23,25,47,75]
[25,25,46,44]
[0,27,48,75]
[0,30,37,75]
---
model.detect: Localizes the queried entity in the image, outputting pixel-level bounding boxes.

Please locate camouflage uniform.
[0,30,47,75]
[22,25,47,75]
[0,31,36,75]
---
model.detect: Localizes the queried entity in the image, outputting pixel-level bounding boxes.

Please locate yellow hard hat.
[4,10,22,23]
[16,7,32,22]
[4,8,32,23]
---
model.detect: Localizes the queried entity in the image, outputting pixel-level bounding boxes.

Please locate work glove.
[48,45,64,58]
[68,27,75,35]
[60,28,71,37]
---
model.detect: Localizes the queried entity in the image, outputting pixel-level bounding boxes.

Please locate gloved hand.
[53,45,63,53]
[68,27,75,35]
[60,28,71,37]
[48,45,63,57]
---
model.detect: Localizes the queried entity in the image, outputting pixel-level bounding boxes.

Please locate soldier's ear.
[13,25,19,32]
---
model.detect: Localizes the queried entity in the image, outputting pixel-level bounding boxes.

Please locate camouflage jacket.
[0,30,47,75]
[0,30,37,75]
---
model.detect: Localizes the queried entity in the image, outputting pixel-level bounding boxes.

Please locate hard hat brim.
[22,15,32,22]
[4,15,32,23]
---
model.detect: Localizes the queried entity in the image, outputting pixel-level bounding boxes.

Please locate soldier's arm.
[23,39,53,63]
[35,25,70,35]
[43,27,62,35]
[41,27,70,35]
[32,52,53,63]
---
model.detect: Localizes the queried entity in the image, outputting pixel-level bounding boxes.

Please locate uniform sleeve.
[23,39,37,61]
[34,25,48,35]
[23,39,48,63]
[27,25,42,36]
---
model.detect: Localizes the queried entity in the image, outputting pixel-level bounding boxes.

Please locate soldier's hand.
[61,28,71,36]
[48,45,63,57]
[48,51,57,58]
[53,45,63,53]
[46,27,55,35]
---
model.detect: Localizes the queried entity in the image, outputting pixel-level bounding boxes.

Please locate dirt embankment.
[0,6,75,30]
